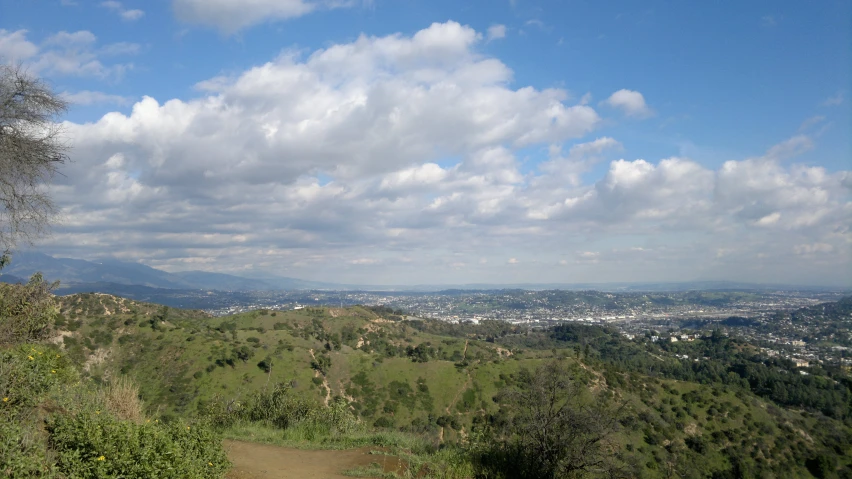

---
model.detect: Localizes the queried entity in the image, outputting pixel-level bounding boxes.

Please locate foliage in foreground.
[48,412,228,478]
[0,278,229,478]
[0,273,58,346]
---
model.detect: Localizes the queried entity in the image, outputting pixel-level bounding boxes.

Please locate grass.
[222,420,430,451]
[99,376,145,423]
[343,464,396,478]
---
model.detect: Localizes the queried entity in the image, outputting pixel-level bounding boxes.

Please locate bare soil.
[224,440,404,479]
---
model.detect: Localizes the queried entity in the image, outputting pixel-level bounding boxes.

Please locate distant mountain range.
[0,252,336,291]
[0,252,846,294]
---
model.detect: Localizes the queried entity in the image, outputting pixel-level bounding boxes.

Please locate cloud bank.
[26,22,851,286]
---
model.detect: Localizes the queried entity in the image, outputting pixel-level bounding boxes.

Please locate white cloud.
[34,22,851,286]
[487,24,507,42]
[798,115,825,132]
[173,0,356,34]
[349,258,380,265]
[0,29,39,62]
[44,30,97,46]
[122,9,145,21]
[794,243,834,255]
[61,90,133,106]
[755,212,781,226]
[602,89,653,117]
[822,91,844,107]
[101,1,145,21]
[1,29,138,79]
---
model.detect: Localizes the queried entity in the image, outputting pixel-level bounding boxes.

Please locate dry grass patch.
[100,376,145,423]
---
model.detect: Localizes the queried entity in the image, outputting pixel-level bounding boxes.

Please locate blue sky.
[1,0,850,286]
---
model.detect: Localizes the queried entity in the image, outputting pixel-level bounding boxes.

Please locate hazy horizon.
[2,0,850,287]
[3,250,849,290]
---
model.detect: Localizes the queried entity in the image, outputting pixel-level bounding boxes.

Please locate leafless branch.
[0,62,69,255]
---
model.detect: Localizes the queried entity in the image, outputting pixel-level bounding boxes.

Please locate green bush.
[0,274,58,345]
[0,344,72,476]
[0,419,54,477]
[0,344,73,409]
[48,412,229,478]
[203,383,359,436]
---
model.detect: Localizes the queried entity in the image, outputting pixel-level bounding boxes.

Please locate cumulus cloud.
[0,29,138,79]
[101,1,145,21]
[0,29,39,61]
[603,89,653,117]
[173,0,357,34]
[36,22,851,286]
[487,24,507,42]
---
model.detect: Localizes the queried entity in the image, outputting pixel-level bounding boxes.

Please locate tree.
[478,359,630,478]
[0,63,69,266]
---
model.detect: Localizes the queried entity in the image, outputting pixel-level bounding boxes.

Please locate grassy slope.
[53,294,851,477]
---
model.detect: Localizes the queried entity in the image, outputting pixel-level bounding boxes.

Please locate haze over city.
[1,0,849,286]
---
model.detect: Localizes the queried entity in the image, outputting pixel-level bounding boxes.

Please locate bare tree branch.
[0,62,69,261]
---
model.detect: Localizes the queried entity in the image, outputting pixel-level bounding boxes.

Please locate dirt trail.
[224,440,402,479]
[307,349,332,405]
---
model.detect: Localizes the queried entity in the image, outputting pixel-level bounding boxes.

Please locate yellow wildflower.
[95,410,100,415]
[208,462,213,466]
[97,456,106,461]
[27,356,34,360]
[51,370,56,374]
[2,397,8,402]
[186,426,190,430]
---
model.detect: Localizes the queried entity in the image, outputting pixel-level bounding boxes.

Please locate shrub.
[0,344,73,409]
[240,383,317,429]
[202,383,359,436]
[373,416,394,428]
[0,419,54,477]
[48,412,229,478]
[0,344,73,476]
[257,357,273,373]
[0,274,58,345]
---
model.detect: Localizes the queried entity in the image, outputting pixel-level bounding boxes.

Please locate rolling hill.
[50,293,852,478]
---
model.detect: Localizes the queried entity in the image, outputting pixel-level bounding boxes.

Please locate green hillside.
[47,293,852,478]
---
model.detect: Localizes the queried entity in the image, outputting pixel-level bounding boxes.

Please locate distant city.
[67,286,846,373]
[3,251,850,372]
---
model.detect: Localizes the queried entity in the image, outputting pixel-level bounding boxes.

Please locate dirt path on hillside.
[224,440,402,479]
[308,348,332,405]
[446,360,474,415]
